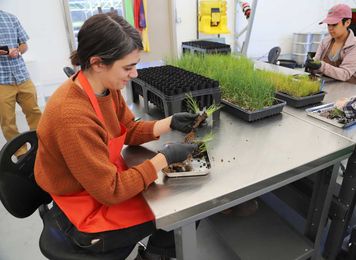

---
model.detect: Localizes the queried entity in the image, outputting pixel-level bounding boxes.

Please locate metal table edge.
[154,144,355,230]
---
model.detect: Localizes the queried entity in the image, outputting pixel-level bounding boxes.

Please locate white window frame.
[61,0,124,53]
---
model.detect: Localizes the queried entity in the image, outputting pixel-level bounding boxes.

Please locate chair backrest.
[0,131,52,218]
[63,67,75,78]
[268,46,281,64]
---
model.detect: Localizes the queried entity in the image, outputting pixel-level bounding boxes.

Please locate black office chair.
[267,46,297,69]
[267,46,281,64]
[63,67,76,78]
[0,131,133,260]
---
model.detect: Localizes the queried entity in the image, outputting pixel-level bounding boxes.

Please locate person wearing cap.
[305,4,356,83]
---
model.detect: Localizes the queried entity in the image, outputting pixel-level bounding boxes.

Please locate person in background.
[305,4,356,83]
[35,13,200,260]
[0,10,42,157]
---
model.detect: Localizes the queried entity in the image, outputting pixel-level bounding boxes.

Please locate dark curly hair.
[70,13,143,70]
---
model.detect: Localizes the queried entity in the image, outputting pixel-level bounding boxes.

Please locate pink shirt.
[315,30,356,82]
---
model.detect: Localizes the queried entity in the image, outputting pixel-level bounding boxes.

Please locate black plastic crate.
[182,40,231,55]
[129,66,221,120]
[221,98,286,122]
[275,91,326,108]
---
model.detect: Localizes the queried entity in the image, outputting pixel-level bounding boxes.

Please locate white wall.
[2,0,356,94]
[174,0,356,58]
[0,0,70,105]
[247,0,356,59]
[175,0,235,55]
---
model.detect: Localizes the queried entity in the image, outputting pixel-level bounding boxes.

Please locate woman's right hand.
[159,143,198,165]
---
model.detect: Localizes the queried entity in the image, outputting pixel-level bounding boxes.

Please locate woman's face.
[327,20,350,39]
[101,49,140,90]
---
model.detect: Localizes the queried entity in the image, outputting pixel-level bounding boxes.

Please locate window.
[65,0,124,48]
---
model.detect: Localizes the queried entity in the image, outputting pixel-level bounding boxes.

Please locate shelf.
[208,200,314,260]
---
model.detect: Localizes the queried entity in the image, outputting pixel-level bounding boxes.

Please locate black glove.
[170,112,199,133]
[305,58,322,70]
[159,143,198,165]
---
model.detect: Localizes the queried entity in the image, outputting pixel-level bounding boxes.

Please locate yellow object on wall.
[198,0,230,34]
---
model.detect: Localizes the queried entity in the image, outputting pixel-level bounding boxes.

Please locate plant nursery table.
[248,61,356,259]
[276,80,356,260]
[122,101,354,260]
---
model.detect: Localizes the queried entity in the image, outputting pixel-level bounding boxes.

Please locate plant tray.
[182,40,231,55]
[162,150,211,178]
[275,91,326,108]
[221,98,286,122]
[129,77,221,121]
[306,103,356,128]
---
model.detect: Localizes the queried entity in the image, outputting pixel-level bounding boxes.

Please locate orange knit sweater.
[34,78,158,206]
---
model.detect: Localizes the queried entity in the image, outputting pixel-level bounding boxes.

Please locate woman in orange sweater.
[34,13,199,260]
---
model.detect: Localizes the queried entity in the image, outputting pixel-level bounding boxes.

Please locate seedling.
[163,132,213,174]
[169,54,275,111]
[185,92,222,130]
[319,108,353,124]
[259,70,321,97]
[191,131,213,157]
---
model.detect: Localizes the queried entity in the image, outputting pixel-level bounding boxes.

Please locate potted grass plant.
[258,70,326,108]
[168,54,286,122]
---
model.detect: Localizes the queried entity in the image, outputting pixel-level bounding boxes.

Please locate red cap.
[319,4,352,24]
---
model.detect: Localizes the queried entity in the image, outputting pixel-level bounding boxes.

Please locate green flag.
[124,0,134,26]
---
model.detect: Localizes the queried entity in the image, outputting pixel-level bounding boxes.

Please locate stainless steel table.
[251,62,356,259]
[124,101,355,260]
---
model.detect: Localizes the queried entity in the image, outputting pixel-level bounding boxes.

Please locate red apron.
[52,71,154,233]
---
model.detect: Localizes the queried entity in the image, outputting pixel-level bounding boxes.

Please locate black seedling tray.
[129,65,221,120]
[275,91,326,108]
[221,98,286,122]
[182,40,231,55]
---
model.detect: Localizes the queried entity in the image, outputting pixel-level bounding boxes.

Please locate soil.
[164,111,209,174]
[162,161,193,173]
[184,131,196,143]
[319,108,354,124]
[184,111,207,143]
[162,155,193,173]
[192,111,208,129]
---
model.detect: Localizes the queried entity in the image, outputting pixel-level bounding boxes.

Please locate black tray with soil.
[221,98,286,122]
[275,91,326,108]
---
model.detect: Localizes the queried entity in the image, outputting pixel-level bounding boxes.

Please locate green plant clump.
[168,54,322,110]
[260,71,321,97]
[168,54,275,111]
